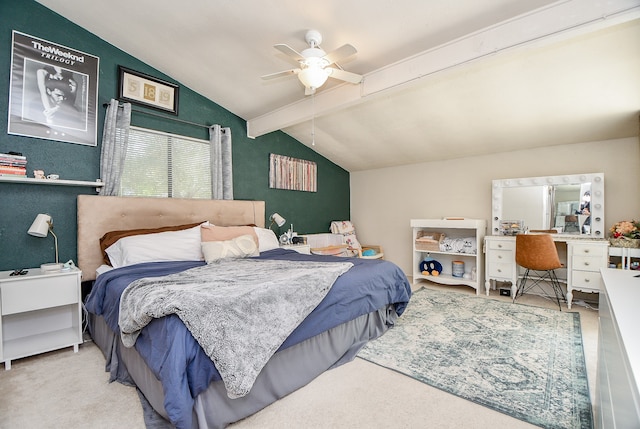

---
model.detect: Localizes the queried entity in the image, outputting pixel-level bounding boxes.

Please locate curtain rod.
[102,102,213,129]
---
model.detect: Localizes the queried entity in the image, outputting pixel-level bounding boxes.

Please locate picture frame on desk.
[117,66,179,115]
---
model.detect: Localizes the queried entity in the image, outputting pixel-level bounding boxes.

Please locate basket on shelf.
[415,231,445,251]
[609,237,640,248]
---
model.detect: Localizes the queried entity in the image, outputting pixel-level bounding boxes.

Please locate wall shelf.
[0,176,103,188]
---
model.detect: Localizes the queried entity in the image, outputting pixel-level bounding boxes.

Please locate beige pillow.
[201,224,258,245]
[202,234,259,263]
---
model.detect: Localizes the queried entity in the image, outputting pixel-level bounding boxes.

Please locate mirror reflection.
[492,173,604,238]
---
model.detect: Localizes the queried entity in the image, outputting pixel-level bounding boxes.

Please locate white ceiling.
[36,0,640,172]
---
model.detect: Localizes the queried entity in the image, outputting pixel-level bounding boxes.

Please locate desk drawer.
[571,243,607,257]
[1,276,78,315]
[488,261,514,279]
[571,270,603,291]
[487,240,515,251]
[488,249,513,263]
[572,255,603,273]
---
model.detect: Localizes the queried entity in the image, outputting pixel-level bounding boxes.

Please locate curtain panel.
[210,125,233,200]
[99,99,131,196]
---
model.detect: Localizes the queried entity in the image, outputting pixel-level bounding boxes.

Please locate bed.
[77,195,412,429]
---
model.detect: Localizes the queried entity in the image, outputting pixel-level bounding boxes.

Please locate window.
[120,126,211,198]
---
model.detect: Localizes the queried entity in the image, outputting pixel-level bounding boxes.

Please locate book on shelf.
[0,165,27,176]
[0,152,27,168]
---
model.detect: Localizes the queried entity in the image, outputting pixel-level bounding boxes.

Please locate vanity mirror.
[491,173,605,238]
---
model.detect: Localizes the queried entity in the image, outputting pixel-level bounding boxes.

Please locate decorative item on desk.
[500,220,524,236]
[27,213,63,271]
[609,220,640,248]
[33,169,45,179]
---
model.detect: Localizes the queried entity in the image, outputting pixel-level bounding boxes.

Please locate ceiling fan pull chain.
[311,93,316,146]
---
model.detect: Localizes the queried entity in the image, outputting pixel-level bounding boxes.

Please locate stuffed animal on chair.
[420,257,442,276]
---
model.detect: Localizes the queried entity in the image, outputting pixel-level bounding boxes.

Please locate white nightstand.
[0,267,83,370]
[281,244,311,255]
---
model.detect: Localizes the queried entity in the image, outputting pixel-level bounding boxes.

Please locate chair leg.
[513,268,565,311]
[548,270,566,311]
[513,269,530,303]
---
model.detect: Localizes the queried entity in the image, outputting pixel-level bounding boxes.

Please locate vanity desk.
[484,234,608,307]
[488,172,607,308]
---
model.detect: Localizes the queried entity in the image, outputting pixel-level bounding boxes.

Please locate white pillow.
[202,234,259,263]
[253,227,280,252]
[105,224,204,268]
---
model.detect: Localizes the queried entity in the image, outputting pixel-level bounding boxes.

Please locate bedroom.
[0,1,639,428]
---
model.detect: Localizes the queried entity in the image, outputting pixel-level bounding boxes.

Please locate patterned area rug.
[358,288,593,429]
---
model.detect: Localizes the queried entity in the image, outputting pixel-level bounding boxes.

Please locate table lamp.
[28,213,63,271]
[269,213,286,229]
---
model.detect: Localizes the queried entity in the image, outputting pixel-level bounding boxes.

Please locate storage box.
[500,220,524,236]
[415,231,445,251]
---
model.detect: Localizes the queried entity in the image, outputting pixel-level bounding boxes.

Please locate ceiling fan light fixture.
[298,65,329,90]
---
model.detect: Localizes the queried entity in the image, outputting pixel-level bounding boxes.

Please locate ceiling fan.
[262,29,363,95]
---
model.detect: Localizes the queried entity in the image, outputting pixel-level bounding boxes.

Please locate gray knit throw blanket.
[118,258,353,398]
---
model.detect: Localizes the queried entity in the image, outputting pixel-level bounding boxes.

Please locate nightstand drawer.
[1,276,78,315]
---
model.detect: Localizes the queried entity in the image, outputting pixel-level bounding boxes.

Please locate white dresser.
[595,268,640,428]
[484,235,608,307]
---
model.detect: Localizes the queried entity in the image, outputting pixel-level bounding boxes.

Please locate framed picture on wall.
[7,31,100,146]
[117,66,179,115]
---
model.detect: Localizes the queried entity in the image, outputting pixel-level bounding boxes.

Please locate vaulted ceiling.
[36,0,640,171]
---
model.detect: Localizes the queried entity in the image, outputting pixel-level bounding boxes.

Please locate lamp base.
[41,263,64,272]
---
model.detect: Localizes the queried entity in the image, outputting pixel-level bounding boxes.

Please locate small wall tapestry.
[269,153,317,192]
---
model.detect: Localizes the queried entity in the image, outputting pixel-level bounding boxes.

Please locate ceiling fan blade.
[261,69,300,80]
[274,44,304,62]
[323,44,357,65]
[327,67,363,84]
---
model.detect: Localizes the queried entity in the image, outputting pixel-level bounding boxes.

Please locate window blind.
[120,126,211,199]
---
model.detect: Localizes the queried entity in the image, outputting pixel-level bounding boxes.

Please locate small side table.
[0,267,82,370]
[281,244,311,255]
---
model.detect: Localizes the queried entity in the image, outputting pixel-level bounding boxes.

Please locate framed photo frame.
[8,31,99,146]
[118,66,179,115]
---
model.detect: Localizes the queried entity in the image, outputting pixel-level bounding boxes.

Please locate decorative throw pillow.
[201,234,259,263]
[200,224,259,246]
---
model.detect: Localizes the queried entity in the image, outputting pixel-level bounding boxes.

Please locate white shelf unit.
[411,219,486,294]
[0,267,83,370]
[0,175,103,189]
[608,246,640,270]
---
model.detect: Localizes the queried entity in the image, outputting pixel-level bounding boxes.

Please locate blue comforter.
[85,248,411,428]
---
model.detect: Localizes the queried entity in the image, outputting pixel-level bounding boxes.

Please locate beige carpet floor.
[0,283,599,429]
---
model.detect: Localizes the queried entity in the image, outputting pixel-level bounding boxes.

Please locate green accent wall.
[0,1,349,271]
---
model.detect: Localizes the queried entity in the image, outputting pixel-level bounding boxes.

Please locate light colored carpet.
[0,283,599,429]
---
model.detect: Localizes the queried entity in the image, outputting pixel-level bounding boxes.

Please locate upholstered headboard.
[77,195,265,281]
